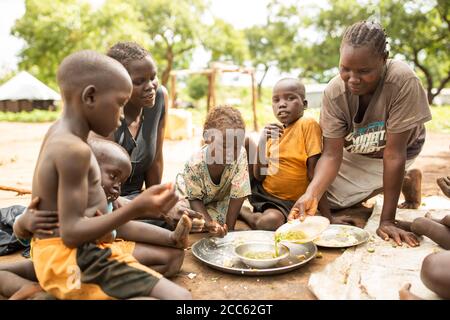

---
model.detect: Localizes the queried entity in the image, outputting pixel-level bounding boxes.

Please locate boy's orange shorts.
[31,237,162,300]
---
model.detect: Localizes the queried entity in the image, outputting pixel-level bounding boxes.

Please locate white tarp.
[0,71,60,101]
[308,196,450,300]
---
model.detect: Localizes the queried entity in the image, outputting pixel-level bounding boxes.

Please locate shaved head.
[88,138,130,169]
[274,78,306,99]
[57,50,132,99]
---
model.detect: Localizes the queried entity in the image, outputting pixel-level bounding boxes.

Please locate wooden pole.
[0,185,31,195]
[170,74,177,108]
[207,73,212,112]
[251,71,258,131]
[211,69,217,108]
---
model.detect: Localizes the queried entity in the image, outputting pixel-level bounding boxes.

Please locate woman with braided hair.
[289,21,432,247]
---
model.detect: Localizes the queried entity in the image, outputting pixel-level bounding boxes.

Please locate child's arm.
[116,220,175,247]
[253,134,268,182]
[13,197,58,240]
[254,124,284,182]
[306,155,358,225]
[189,200,210,221]
[13,214,33,240]
[225,197,245,231]
[56,143,178,248]
[189,200,227,237]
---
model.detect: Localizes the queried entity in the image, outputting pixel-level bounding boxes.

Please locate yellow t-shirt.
[262,117,322,201]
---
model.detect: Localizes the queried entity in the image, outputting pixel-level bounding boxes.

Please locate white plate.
[275,216,330,244]
[313,224,370,248]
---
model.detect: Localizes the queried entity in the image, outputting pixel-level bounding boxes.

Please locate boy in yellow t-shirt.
[241,78,329,231]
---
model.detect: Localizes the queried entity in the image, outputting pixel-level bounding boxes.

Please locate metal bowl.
[234,242,290,269]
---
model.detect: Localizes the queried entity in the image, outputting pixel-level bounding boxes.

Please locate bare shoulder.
[48,134,92,171]
[159,85,169,99]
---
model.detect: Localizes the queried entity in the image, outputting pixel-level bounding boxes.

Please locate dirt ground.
[0,122,449,299]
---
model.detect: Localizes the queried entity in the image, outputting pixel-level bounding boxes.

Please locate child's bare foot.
[9,283,44,300]
[171,214,192,249]
[399,283,423,300]
[398,169,422,209]
[437,176,450,198]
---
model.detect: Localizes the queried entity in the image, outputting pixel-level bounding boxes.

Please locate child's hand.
[262,123,284,140]
[205,221,228,238]
[19,197,59,238]
[163,201,204,229]
[191,218,206,233]
[133,183,180,219]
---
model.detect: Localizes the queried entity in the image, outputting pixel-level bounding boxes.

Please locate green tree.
[294,0,373,83]
[202,18,249,65]
[245,26,274,101]
[244,1,299,100]
[291,0,449,103]
[134,0,208,87]
[380,0,450,104]
[187,74,209,101]
[12,0,146,89]
[13,0,93,88]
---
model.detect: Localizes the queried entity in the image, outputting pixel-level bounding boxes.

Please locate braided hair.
[341,21,389,58]
[107,41,151,67]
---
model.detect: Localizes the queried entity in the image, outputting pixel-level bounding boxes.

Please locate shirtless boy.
[19,50,190,300]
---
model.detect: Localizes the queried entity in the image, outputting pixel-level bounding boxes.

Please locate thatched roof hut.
[0,71,60,112]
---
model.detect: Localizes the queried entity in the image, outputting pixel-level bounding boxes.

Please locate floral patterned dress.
[176,145,251,224]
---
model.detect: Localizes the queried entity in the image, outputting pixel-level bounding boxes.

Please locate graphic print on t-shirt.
[344,121,386,154]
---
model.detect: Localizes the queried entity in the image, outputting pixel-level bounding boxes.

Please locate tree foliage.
[187,74,209,101]
[283,0,449,103]
[12,0,146,89]
[202,18,249,65]
[380,0,449,103]
[133,0,208,87]
[244,0,299,100]
[11,0,449,104]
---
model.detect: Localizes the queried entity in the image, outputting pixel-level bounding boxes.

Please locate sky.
[0,0,321,85]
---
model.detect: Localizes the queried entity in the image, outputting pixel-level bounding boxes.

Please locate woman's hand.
[288,192,318,221]
[376,220,420,247]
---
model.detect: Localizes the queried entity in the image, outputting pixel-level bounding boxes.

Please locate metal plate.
[191,230,317,276]
[313,224,370,248]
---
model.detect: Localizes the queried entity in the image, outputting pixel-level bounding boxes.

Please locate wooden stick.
[0,185,32,195]
[251,71,258,131]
